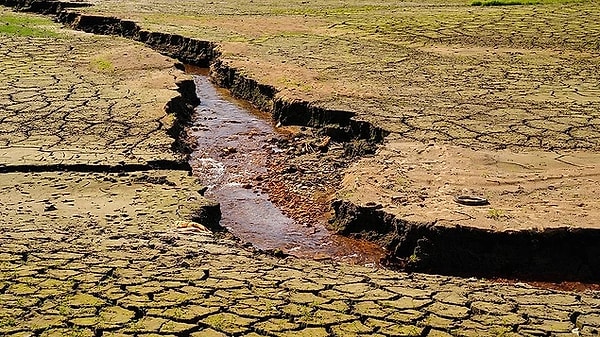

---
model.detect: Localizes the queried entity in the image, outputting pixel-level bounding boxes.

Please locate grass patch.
[91,57,114,72]
[487,208,509,220]
[0,14,60,38]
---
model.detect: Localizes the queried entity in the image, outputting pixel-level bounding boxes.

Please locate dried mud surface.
[2,4,600,336]
[79,0,600,150]
[0,23,184,167]
[4,188,600,337]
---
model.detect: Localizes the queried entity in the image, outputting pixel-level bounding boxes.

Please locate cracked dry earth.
[5,209,600,337]
[73,0,600,234]
[0,14,184,167]
[3,8,600,337]
[81,0,600,151]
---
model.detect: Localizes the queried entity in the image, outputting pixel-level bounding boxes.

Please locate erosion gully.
[184,70,598,292]
[187,69,384,265]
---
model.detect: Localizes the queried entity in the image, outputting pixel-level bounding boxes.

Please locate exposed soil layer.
[164,79,201,155]
[210,59,389,143]
[334,141,600,282]
[3,0,600,282]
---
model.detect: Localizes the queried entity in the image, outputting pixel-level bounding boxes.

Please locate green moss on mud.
[90,58,114,72]
[0,14,61,38]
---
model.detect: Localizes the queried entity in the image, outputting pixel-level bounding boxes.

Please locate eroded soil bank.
[332,140,600,282]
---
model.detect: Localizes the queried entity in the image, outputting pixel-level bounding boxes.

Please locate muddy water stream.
[188,73,384,265]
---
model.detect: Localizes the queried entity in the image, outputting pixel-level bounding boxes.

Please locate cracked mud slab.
[79,0,600,151]
[334,139,600,279]
[340,139,600,231]
[0,7,188,167]
[0,9,219,230]
[0,171,212,233]
[1,178,600,336]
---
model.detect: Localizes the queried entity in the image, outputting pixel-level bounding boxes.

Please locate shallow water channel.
[188,73,384,265]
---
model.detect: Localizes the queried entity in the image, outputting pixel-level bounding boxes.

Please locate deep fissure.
[0,161,191,174]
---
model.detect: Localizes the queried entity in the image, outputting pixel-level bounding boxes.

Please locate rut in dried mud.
[188,72,384,264]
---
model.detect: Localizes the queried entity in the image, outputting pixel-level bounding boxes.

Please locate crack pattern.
[1,177,599,336]
[38,0,600,151]
[0,31,186,168]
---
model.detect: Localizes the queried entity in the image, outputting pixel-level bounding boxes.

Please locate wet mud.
[188,73,384,265]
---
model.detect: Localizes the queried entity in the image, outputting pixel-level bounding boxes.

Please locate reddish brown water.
[188,74,385,265]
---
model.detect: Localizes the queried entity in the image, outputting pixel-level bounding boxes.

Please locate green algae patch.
[90,57,115,73]
[0,13,61,38]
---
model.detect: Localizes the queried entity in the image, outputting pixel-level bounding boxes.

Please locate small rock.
[282,166,298,174]
[222,147,237,155]
[44,204,57,212]
[364,202,383,210]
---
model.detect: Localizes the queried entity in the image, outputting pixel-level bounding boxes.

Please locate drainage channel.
[188,71,385,265]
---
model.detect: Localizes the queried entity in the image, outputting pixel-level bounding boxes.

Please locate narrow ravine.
[188,73,385,265]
